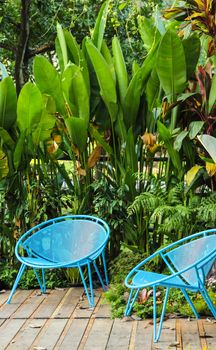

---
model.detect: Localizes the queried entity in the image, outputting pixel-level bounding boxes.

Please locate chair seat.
[132,270,197,289]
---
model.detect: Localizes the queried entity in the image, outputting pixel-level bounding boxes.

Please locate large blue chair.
[7,215,110,308]
[124,229,216,342]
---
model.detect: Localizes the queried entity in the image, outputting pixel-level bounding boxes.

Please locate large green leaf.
[157,120,182,171]
[56,23,68,68]
[62,64,89,125]
[33,55,66,116]
[0,147,8,179]
[156,30,187,101]
[65,117,87,152]
[86,39,117,121]
[13,131,26,170]
[32,95,56,145]
[89,124,113,156]
[101,40,116,83]
[0,77,17,130]
[112,36,128,106]
[138,16,161,52]
[182,35,200,79]
[146,68,160,110]
[208,74,216,114]
[188,121,204,139]
[123,69,142,129]
[0,127,15,150]
[17,82,42,135]
[198,135,216,163]
[92,0,110,51]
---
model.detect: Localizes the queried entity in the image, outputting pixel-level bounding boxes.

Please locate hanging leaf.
[198,134,216,163]
[87,145,102,168]
[0,147,8,179]
[185,165,203,185]
[206,163,216,177]
[156,30,187,102]
[0,77,17,130]
[174,130,188,151]
[138,16,161,52]
[188,121,204,139]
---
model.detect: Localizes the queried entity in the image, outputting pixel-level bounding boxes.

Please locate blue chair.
[7,215,110,308]
[124,229,216,342]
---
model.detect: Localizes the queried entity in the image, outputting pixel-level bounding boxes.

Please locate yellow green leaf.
[185,165,202,185]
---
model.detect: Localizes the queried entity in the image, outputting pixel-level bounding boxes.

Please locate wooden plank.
[31,289,67,319]
[74,293,101,319]
[31,318,68,350]
[12,290,47,319]
[52,287,82,319]
[95,301,111,319]
[106,318,133,350]
[156,319,177,349]
[134,320,152,350]
[0,290,10,306]
[181,319,202,350]
[0,319,26,349]
[0,318,6,327]
[176,319,183,350]
[197,319,208,350]
[0,290,33,319]
[202,319,216,350]
[57,318,89,350]
[6,318,47,350]
[83,318,113,350]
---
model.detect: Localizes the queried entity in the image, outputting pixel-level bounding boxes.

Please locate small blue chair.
[7,215,110,308]
[124,229,216,342]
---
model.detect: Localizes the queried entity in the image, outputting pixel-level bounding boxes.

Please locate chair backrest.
[21,216,109,264]
[165,234,216,286]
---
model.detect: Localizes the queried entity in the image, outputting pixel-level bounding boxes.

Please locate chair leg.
[93,260,107,291]
[42,269,46,293]
[153,287,170,342]
[124,288,140,316]
[181,288,199,319]
[6,264,26,304]
[33,268,46,293]
[101,251,109,286]
[78,264,94,308]
[200,287,216,318]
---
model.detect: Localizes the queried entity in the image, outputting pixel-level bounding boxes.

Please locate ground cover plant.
[0,0,215,317]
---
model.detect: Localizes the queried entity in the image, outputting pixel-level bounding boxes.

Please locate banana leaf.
[182,35,200,79]
[34,55,66,116]
[92,0,110,51]
[65,117,88,152]
[146,68,160,111]
[198,135,216,163]
[156,30,187,102]
[0,77,17,130]
[138,16,161,52]
[112,36,128,106]
[57,23,68,69]
[17,82,43,135]
[86,39,117,122]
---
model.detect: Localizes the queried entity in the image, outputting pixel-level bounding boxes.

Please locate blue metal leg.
[7,264,26,304]
[42,269,46,293]
[200,287,216,318]
[93,261,106,290]
[154,287,170,342]
[181,288,199,319]
[153,286,157,342]
[87,262,94,308]
[102,251,109,286]
[78,265,94,308]
[33,268,46,293]
[124,288,140,316]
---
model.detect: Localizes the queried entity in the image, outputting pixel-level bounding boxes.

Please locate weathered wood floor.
[0,288,215,350]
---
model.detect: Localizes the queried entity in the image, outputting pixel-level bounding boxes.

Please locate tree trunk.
[15,0,31,95]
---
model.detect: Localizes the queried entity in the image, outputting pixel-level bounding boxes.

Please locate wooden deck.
[0,288,215,350]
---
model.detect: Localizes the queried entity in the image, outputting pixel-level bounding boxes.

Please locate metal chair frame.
[7,215,110,308]
[124,229,216,342]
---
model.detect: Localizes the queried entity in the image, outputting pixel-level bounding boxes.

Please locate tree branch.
[0,42,16,53]
[28,42,55,58]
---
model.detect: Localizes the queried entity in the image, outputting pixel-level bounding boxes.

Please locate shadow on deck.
[0,288,215,349]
